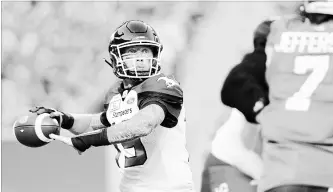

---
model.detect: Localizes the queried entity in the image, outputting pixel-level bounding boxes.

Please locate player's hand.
[49,134,82,155]
[253,100,264,113]
[253,99,265,124]
[250,179,259,186]
[29,106,57,115]
[29,106,63,123]
[29,106,74,129]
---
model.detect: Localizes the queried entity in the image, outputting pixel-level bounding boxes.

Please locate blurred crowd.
[2,1,214,140]
[1,1,299,140]
[2,2,303,192]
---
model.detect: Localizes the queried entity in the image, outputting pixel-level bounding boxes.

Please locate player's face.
[121,45,153,72]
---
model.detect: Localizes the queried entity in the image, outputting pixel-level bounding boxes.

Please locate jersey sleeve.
[135,74,183,128]
[221,50,269,124]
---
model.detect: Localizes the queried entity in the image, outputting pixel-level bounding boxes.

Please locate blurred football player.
[222,1,333,192]
[200,18,272,192]
[260,1,333,191]
[29,20,194,192]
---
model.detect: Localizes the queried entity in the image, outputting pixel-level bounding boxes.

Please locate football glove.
[71,129,110,152]
[29,106,74,130]
[50,129,110,153]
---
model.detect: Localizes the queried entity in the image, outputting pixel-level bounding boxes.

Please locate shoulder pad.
[134,73,183,98]
[104,81,122,105]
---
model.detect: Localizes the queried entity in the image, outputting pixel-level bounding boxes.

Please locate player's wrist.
[71,129,110,152]
[100,111,111,127]
[253,97,267,124]
[60,112,75,130]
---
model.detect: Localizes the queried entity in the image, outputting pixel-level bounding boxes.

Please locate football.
[13,113,60,148]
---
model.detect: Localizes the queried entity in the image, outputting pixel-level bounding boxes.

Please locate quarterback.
[30,20,194,192]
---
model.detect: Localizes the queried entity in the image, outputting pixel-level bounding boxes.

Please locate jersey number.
[115,138,147,168]
[285,55,330,111]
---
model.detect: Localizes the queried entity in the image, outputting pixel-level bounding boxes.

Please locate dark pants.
[266,185,331,192]
[201,153,256,192]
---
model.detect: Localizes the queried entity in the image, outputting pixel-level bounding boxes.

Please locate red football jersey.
[259,15,333,191]
[263,15,333,142]
[103,73,194,192]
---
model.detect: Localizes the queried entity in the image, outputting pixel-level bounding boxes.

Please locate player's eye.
[127,49,136,54]
[142,48,148,54]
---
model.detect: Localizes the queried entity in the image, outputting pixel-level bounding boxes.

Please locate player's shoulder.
[269,14,304,31]
[134,73,183,98]
[104,81,123,103]
[264,14,303,44]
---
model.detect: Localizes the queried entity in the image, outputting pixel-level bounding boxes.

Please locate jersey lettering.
[106,90,148,168]
[274,32,333,53]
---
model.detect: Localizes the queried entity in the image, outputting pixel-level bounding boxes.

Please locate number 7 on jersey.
[285,55,330,111]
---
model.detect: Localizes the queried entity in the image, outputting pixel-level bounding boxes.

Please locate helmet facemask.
[110,41,162,79]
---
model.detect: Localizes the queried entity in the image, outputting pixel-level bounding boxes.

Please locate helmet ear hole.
[104,58,113,68]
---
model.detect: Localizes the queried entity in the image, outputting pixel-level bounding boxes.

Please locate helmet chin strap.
[103,58,113,68]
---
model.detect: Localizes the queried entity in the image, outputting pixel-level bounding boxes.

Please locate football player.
[200,18,273,192]
[223,1,333,192]
[29,20,195,192]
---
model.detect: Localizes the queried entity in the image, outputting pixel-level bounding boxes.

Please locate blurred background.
[1,1,300,192]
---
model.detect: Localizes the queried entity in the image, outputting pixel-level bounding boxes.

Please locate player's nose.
[136,61,146,69]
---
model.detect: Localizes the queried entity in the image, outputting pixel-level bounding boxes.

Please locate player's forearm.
[211,109,263,179]
[70,104,166,152]
[68,113,107,135]
[105,104,165,144]
[211,110,247,165]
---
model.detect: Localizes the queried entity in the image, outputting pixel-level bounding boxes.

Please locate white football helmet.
[302,0,333,15]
